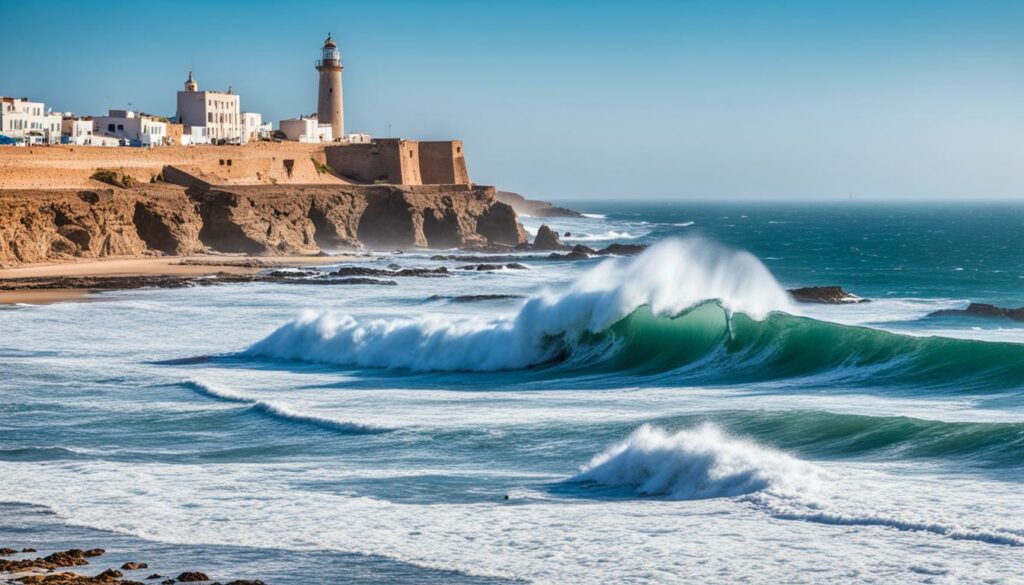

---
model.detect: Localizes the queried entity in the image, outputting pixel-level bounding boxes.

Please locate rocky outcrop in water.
[531,225,568,251]
[787,286,867,304]
[0,183,526,265]
[928,303,1024,322]
[545,243,648,260]
[496,192,583,218]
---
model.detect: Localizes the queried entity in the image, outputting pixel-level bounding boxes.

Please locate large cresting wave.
[244,237,1024,391]
[245,238,791,371]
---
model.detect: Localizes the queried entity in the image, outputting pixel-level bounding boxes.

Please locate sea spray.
[571,423,824,499]
[245,237,793,371]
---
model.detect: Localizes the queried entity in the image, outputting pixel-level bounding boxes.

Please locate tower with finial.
[184,70,198,92]
[316,33,344,141]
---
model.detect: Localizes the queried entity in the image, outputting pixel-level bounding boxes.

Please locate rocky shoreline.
[0,547,264,585]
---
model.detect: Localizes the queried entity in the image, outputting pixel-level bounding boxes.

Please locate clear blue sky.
[2,0,1022,199]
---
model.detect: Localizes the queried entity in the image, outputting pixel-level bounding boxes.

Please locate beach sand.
[0,254,358,305]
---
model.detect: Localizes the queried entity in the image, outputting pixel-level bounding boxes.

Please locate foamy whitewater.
[2,202,1024,584]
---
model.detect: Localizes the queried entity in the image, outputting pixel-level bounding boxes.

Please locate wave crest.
[571,424,823,499]
[245,237,792,372]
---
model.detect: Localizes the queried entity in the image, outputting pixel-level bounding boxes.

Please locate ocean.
[2,201,1023,584]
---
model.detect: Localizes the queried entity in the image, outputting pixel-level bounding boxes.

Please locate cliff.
[0,142,528,265]
[0,182,525,265]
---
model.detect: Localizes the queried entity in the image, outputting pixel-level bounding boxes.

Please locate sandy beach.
[0,254,357,305]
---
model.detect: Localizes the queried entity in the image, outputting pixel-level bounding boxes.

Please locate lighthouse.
[316,34,344,141]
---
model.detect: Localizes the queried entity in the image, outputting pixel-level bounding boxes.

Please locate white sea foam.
[572,424,823,499]
[565,230,643,241]
[581,213,606,219]
[182,379,388,434]
[245,237,794,371]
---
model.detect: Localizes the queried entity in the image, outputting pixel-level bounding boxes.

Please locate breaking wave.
[572,424,1024,546]
[571,423,822,499]
[244,236,1024,392]
[180,380,389,435]
[245,237,792,371]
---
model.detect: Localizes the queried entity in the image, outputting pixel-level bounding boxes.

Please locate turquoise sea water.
[2,201,1023,583]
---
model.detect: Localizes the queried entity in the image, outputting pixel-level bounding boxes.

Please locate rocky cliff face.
[0,183,526,265]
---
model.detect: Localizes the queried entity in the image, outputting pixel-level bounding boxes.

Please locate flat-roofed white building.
[93,110,168,146]
[279,116,333,143]
[176,71,243,144]
[62,117,94,144]
[241,112,270,143]
[346,132,371,144]
[0,97,62,144]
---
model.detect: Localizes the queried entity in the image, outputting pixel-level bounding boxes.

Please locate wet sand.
[0,255,358,305]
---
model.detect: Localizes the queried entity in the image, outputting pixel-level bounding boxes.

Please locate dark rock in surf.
[176,572,210,582]
[928,303,1024,322]
[0,548,16,556]
[122,562,149,570]
[334,266,449,278]
[596,243,646,256]
[532,225,568,251]
[94,568,123,581]
[456,263,527,271]
[22,548,37,553]
[146,575,162,580]
[788,286,867,304]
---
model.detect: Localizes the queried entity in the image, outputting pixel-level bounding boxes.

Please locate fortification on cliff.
[0,140,526,264]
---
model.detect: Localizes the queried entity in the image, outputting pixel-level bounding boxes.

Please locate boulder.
[94,568,124,581]
[176,572,210,582]
[788,286,867,304]
[596,243,646,256]
[122,562,149,570]
[532,225,567,251]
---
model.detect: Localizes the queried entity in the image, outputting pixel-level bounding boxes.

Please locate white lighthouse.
[316,34,344,141]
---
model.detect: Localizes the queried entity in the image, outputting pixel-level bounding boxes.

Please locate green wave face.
[702,410,1024,467]
[569,303,1024,393]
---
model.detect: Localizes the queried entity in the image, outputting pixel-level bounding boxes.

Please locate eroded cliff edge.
[0,183,526,265]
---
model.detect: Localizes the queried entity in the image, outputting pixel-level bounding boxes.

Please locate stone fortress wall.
[324,139,469,186]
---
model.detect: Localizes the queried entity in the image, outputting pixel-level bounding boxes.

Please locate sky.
[1,0,1022,200]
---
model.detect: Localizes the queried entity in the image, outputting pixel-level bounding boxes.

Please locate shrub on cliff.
[311,157,335,176]
[91,169,136,188]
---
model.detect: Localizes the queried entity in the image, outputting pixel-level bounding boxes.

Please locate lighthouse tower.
[316,34,344,141]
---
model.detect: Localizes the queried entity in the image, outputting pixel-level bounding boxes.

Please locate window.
[108,123,115,132]
[208,113,213,123]
[117,124,124,131]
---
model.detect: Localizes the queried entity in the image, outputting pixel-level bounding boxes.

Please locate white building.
[0,97,62,144]
[93,110,168,146]
[183,125,210,146]
[61,117,94,144]
[241,112,270,143]
[279,116,333,143]
[176,71,243,144]
[346,132,371,144]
